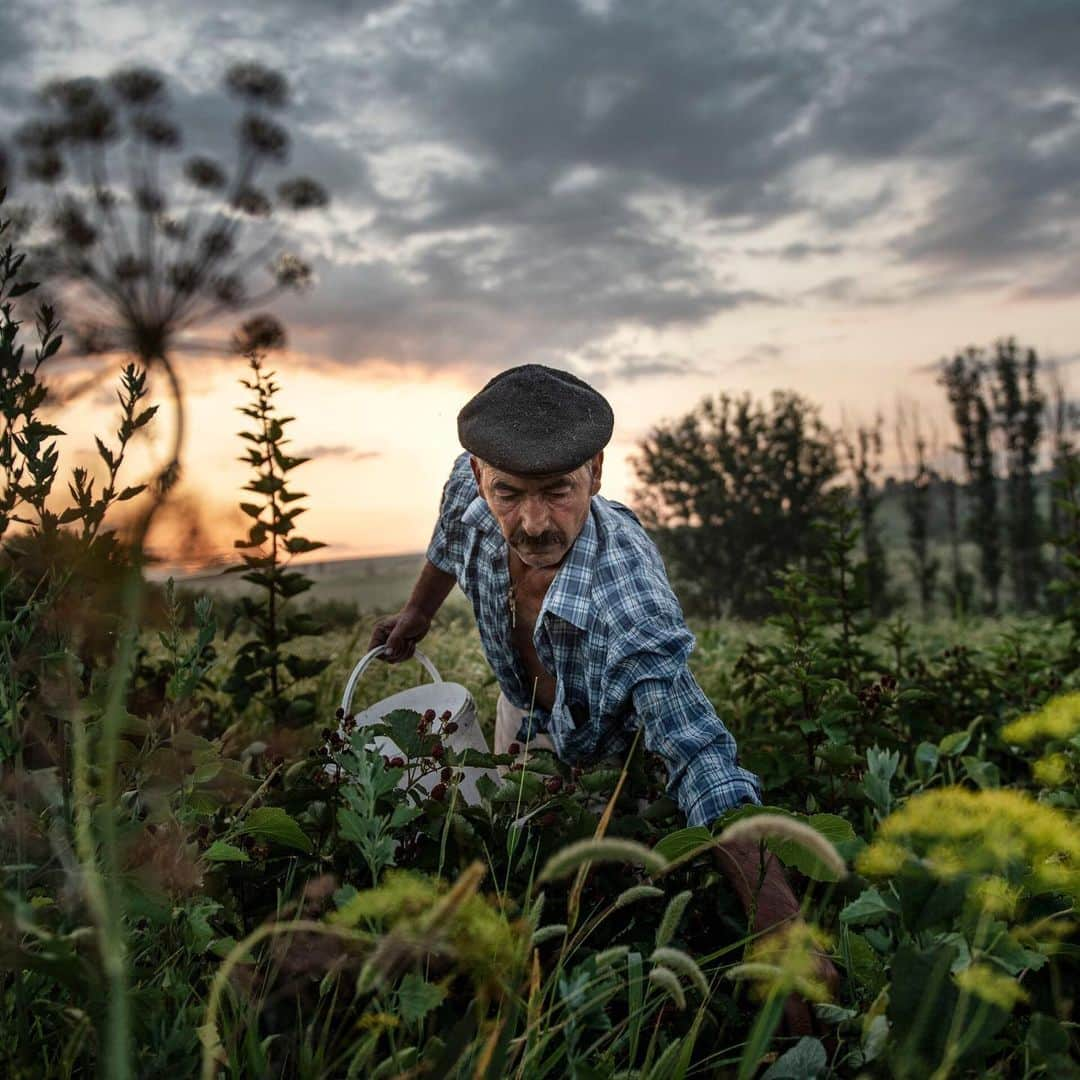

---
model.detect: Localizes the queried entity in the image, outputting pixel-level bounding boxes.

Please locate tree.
[895,401,940,618]
[11,62,328,502]
[841,414,893,618]
[631,390,840,618]
[989,338,1045,609]
[939,349,1002,612]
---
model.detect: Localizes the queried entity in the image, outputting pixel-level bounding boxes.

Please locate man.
[370,363,836,1033]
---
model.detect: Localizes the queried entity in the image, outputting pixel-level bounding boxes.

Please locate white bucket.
[334,644,496,805]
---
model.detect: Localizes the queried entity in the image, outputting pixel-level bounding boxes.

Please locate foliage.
[631,390,840,617]
[2,200,1079,1078]
[220,332,328,726]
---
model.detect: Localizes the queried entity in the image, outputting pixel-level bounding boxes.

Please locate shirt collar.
[463,495,597,632]
[540,508,597,631]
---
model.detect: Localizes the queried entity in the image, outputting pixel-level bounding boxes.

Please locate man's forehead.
[477,458,582,487]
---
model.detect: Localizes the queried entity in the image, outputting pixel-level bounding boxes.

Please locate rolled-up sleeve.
[425,452,475,576]
[605,618,761,826]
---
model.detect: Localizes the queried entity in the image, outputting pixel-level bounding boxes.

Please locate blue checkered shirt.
[426,452,761,827]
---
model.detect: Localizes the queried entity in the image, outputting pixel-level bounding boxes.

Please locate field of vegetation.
[3,89,1080,1077]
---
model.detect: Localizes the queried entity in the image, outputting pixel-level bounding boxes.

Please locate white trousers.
[494,691,556,756]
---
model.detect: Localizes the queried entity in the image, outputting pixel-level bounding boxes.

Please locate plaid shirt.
[426,452,761,827]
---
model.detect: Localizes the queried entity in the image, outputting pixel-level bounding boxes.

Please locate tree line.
[631,338,1079,620]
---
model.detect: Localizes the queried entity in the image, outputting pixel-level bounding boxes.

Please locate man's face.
[471,453,603,569]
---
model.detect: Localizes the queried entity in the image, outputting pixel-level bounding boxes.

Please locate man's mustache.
[511,529,565,549]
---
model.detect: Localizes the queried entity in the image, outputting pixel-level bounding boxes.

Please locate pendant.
[507,582,516,630]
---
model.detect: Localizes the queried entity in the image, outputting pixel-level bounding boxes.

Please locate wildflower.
[1032,752,1070,789]
[727,922,834,1003]
[184,156,226,189]
[954,964,1029,1011]
[537,838,669,883]
[856,787,1080,902]
[1001,692,1080,745]
[648,966,686,1010]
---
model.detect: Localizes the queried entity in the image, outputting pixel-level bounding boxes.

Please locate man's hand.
[368,606,431,662]
[713,836,841,1036]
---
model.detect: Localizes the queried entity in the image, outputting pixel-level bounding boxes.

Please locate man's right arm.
[368,559,457,661]
[369,453,474,662]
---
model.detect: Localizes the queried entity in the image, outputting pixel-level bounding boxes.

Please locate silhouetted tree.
[989,338,1045,609]
[940,349,1001,612]
[631,390,839,617]
[11,62,328,497]
[841,414,893,618]
[895,401,940,618]
[1047,364,1077,603]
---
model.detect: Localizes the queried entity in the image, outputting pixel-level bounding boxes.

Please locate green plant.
[221,326,328,726]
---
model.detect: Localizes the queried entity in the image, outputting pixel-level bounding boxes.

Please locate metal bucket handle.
[339,644,442,715]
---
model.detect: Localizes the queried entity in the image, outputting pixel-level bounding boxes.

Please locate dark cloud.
[735,342,786,366]
[294,444,381,461]
[8,0,1080,372]
[746,242,845,261]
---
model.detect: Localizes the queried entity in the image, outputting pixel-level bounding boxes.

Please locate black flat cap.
[457,364,614,476]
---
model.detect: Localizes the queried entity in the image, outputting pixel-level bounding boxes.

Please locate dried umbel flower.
[134,185,165,214]
[114,253,149,281]
[232,185,271,217]
[226,62,289,108]
[273,252,312,289]
[42,76,100,113]
[278,176,329,210]
[65,101,118,145]
[53,200,97,248]
[200,226,234,260]
[169,260,200,293]
[232,313,286,354]
[15,119,65,151]
[184,155,227,189]
[212,273,246,306]
[158,216,188,241]
[239,112,289,161]
[109,66,166,107]
[131,112,181,148]
[25,151,64,184]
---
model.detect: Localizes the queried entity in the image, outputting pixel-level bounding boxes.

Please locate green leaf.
[840,887,898,926]
[653,826,712,863]
[239,807,312,853]
[768,813,854,882]
[397,973,446,1024]
[761,1037,826,1079]
[938,730,971,757]
[203,841,250,863]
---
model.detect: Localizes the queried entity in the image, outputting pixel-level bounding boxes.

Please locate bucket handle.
[339,644,442,715]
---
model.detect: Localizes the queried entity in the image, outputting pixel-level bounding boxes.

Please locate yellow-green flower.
[1001,692,1080,745]
[727,922,834,1003]
[954,963,1028,1011]
[1032,752,1071,789]
[856,787,1080,902]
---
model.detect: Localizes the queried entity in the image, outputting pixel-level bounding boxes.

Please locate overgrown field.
[5,586,1080,1078]
[3,195,1080,1078]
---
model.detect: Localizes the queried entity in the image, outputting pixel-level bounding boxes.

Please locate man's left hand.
[713,836,841,1036]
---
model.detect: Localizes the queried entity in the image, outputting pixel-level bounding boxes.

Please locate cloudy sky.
[4,0,1080,564]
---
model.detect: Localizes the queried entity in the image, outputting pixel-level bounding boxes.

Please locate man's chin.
[513,545,566,568]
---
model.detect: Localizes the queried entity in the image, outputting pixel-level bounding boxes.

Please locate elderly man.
[370,363,835,1033]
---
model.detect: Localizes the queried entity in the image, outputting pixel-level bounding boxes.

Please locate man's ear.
[589,451,603,495]
[469,456,486,500]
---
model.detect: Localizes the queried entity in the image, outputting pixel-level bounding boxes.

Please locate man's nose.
[520,496,550,536]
